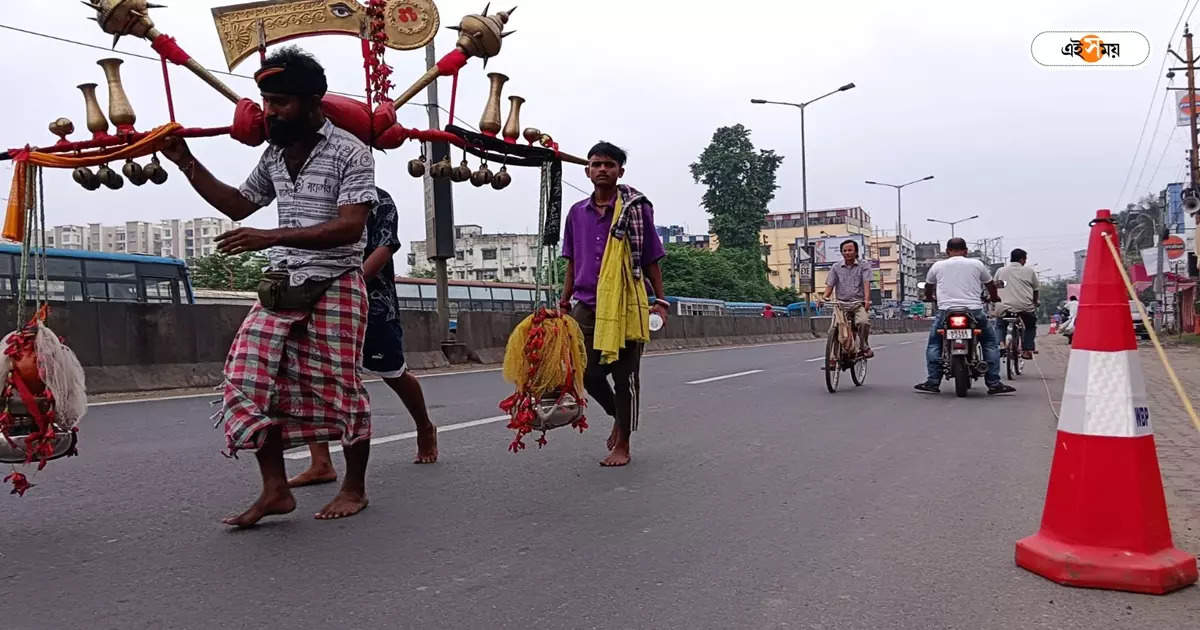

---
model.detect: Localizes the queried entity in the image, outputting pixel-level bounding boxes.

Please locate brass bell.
[123,159,147,186]
[450,159,472,183]
[491,165,512,190]
[73,166,101,191]
[97,164,124,190]
[522,127,541,145]
[470,162,493,187]
[407,156,426,178]
[144,155,168,185]
[430,157,453,179]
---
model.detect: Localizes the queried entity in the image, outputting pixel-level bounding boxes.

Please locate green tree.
[689,124,784,250]
[660,244,776,302]
[1116,193,1166,263]
[189,252,268,290]
[1037,278,1068,322]
[409,266,437,279]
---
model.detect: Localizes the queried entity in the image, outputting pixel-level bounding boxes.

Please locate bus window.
[47,280,85,302]
[85,260,136,279]
[40,257,83,278]
[137,262,184,279]
[468,286,494,311]
[143,278,178,303]
[491,288,514,311]
[88,281,138,302]
[0,254,12,276]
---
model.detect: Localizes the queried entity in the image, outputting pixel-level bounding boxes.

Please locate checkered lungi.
[219,272,371,454]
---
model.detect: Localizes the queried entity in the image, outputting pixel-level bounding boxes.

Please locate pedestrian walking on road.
[289,187,438,488]
[560,141,669,467]
[161,47,377,526]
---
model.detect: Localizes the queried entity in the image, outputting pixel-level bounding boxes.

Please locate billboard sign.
[1167,182,1185,233]
[793,242,815,294]
[812,234,868,267]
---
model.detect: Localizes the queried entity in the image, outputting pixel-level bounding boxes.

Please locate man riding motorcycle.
[819,239,873,357]
[914,237,1016,395]
[993,248,1039,360]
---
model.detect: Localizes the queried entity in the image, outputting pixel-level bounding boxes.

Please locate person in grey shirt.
[161,47,376,527]
[819,239,874,357]
[994,248,1039,359]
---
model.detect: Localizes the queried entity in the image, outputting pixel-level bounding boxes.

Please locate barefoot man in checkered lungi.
[160,47,377,526]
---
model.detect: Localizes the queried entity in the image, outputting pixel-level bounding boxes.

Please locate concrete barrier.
[395,310,450,370]
[0,300,925,394]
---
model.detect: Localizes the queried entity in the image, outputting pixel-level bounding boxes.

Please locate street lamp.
[751,81,856,305]
[865,175,934,302]
[927,214,980,238]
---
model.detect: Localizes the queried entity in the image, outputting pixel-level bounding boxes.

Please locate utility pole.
[423,42,454,344]
[1167,26,1200,331]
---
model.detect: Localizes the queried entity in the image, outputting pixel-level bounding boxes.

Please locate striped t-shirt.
[238,118,377,286]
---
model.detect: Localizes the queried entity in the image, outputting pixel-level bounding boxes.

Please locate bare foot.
[287,464,338,488]
[414,425,438,464]
[606,422,620,451]
[222,489,296,528]
[600,445,631,467]
[315,490,369,520]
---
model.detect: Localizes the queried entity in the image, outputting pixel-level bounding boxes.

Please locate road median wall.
[0,301,923,393]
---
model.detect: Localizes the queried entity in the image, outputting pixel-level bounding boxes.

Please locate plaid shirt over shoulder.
[239,118,377,286]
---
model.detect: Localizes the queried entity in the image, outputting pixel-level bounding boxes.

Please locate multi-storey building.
[408,224,542,283]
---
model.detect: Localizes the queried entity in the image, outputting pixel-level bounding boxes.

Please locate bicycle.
[997,310,1025,380]
[824,301,868,393]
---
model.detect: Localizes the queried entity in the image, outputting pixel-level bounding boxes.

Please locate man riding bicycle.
[993,248,1039,360]
[819,239,873,358]
[914,237,1016,395]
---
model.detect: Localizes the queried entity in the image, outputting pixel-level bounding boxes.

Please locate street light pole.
[752,82,855,308]
[927,214,980,238]
[865,175,934,302]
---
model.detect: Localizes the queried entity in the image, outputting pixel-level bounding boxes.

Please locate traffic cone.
[1015,209,1198,594]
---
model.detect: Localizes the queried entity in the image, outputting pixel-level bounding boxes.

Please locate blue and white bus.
[0,243,194,304]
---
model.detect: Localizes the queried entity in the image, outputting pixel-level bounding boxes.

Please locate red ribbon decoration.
[150,34,192,66]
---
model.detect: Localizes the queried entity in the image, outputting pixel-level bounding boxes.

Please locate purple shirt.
[561,195,666,307]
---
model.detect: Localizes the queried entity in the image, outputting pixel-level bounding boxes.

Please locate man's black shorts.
[362,316,406,377]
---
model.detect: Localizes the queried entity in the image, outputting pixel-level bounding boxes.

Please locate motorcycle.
[918,281,1003,398]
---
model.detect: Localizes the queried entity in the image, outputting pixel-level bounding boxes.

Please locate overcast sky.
[2,0,1195,280]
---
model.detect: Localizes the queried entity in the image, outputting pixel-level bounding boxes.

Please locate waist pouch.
[257,270,337,311]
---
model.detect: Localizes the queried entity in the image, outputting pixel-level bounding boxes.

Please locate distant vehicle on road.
[0,243,194,304]
[665,296,727,317]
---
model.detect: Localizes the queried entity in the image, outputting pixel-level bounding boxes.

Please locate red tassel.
[5,471,32,496]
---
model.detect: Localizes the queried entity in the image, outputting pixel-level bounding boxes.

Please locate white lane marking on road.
[805,357,824,362]
[874,346,888,350]
[686,369,764,385]
[898,341,914,345]
[283,414,510,460]
[94,334,921,407]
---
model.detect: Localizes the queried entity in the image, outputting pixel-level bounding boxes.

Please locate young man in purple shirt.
[559,141,668,467]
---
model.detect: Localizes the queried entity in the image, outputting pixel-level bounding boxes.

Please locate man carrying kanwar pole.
[289,187,438,488]
[160,46,377,526]
[560,141,669,467]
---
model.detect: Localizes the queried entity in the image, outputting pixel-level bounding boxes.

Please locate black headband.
[254,63,327,97]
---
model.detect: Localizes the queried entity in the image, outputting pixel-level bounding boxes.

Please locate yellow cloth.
[4,123,182,241]
[593,194,650,365]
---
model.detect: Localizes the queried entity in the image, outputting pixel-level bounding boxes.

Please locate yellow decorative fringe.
[502,309,587,399]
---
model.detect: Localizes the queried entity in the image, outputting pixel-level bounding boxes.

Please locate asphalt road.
[3,333,1198,629]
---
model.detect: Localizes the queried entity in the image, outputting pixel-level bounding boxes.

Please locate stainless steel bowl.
[530,391,582,432]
